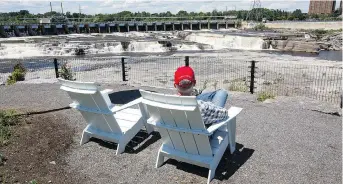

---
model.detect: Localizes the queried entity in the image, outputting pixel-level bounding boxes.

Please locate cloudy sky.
[0,0,340,14]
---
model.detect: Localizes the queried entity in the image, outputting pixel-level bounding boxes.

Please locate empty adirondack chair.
[58,78,153,155]
[139,89,243,184]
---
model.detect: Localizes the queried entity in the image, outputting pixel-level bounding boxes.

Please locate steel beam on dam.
[0,20,235,37]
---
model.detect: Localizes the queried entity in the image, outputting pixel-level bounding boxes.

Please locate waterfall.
[185,32,266,50]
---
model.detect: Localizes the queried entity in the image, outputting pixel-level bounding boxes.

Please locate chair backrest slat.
[59,78,122,134]
[180,96,212,156]
[140,89,213,156]
[156,94,187,152]
[165,95,199,154]
[140,90,175,149]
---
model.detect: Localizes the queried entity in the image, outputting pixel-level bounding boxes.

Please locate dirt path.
[0,111,88,183]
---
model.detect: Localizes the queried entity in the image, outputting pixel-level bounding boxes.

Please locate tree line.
[0,7,341,24]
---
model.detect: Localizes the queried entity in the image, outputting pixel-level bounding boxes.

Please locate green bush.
[253,23,268,31]
[59,63,75,81]
[257,92,275,102]
[6,62,27,85]
[13,62,26,74]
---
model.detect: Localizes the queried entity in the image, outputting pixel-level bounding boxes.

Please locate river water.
[0,30,341,62]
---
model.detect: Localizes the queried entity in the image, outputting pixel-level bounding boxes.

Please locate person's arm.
[197,100,228,126]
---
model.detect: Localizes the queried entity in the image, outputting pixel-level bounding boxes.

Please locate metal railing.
[0,56,341,106]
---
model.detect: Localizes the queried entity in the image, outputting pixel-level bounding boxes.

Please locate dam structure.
[0,20,236,37]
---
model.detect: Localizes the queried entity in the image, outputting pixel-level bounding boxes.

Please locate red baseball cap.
[174,66,196,87]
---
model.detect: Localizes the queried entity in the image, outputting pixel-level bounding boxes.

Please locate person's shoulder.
[192,88,200,96]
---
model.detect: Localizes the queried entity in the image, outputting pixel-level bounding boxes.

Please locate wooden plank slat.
[165,96,198,155]
[80,112,111,132]
[193,134,213,156]
[155,94,186,152]
[181,97,212,156]
[146,104,174,149]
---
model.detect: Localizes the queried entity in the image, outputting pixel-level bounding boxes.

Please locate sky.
[0,0,341,14]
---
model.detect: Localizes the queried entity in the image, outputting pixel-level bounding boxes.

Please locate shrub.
[236,20,242,28]
[121,41,130,51]
[311,29,328,35]
[257,92,275,102]
[59,63,75,81]
[198,79,208,94]
[6,62,27,85]
[228,82,248,92]
[253,23,268,31]
[197,44,205,50]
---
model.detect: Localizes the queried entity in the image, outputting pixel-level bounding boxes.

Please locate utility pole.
[50,2,52,13]
[79,4,81,23]
[61,2,64,15]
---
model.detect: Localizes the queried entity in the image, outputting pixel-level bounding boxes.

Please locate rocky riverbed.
[263,30,342,53]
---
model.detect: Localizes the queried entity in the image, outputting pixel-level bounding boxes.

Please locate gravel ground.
[0,83,341,184]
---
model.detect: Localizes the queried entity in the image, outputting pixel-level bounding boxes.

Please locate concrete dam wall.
[0,20,236,38]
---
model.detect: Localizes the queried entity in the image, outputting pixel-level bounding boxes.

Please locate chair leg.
[145,123,154,134]
[138,103,153,134]
[80,131,90,146]
[227,117,236,154]
[207,168,216,184]
[116,143,126,155]
[156,151,165,168]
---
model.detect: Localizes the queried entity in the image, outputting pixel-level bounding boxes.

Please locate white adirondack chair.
[139,89,243,184]
[58,78,153,155]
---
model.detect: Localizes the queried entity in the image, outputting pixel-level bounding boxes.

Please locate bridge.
[0,20,237,37]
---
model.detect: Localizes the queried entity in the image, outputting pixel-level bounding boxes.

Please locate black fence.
[0,56,341,106]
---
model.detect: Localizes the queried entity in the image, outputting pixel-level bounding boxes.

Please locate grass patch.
[227,78,248,92]
[228,82,248,92]
[0,110,19,146]
[257,92,275,102]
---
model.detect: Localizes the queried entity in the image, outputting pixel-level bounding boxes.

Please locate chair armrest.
[206,118,230,134]
[206,106,243,134]
[110,97,143,113]
[101,89,114,94]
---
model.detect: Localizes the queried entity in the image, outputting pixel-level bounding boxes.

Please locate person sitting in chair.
[174,66,229,127]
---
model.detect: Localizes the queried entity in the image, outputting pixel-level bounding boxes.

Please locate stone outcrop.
[265,32,342,53]
[269,40,320,53]
[320,33,342,51]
